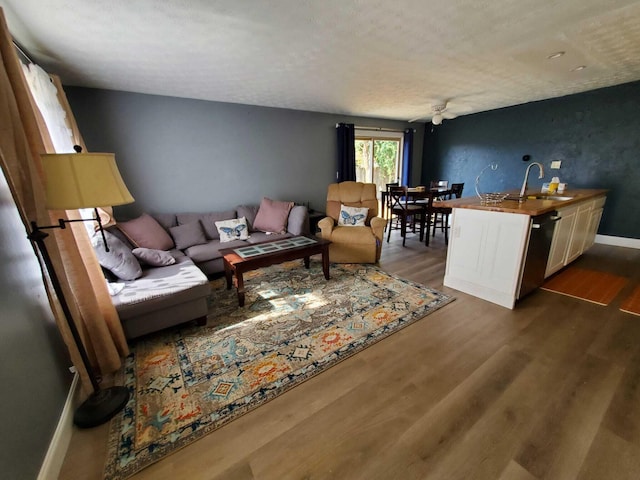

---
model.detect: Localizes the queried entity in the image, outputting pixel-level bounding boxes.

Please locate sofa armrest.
[370,216,387,241]
[287,205,310,236]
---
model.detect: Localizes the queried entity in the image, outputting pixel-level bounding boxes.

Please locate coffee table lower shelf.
[220,236,331,306]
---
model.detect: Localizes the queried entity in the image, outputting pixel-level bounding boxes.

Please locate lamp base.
[73,386,129,429]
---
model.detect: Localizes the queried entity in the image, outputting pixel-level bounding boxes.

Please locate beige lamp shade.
[41,153,134,209]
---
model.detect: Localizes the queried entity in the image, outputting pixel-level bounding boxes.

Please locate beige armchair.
[318,181,387,263]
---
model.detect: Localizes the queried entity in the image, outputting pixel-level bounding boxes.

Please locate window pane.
[355,139,372,183]
[373,140,399,187]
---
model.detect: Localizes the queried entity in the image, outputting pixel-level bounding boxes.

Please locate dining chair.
[430,180,449,189]
[386,186,426,246]
[383,182,399,231]
[431,182,464,245]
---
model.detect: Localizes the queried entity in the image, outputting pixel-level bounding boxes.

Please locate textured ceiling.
[2,0,640,122]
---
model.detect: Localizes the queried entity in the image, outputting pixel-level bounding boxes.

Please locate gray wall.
[66,87,424,219]
[0,170,72,479]
[422,80,640,239]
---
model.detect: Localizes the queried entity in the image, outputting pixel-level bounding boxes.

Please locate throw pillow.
[253,197,293,234]
[132,248,176,267]
[92,230,142,281]
[215,217,250,243]
[117,213,175,250]
[177,210,236,240]
[169,221,207,250]
[338,204,368,226]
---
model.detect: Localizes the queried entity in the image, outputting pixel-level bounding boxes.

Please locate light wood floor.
[59,231,640,480]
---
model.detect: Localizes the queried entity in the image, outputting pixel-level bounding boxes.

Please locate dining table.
[380,186,452,220]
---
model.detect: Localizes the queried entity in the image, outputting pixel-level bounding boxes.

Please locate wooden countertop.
[436,189,608,216]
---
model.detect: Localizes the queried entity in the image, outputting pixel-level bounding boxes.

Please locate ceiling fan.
[430,102,451,125]
[409,97,477,124]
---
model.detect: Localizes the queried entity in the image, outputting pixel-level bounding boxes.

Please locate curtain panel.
[0,8,128,395]
[401,128,413,187]
[336,122,356,183]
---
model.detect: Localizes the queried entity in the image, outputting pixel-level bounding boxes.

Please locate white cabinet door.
[545,207,577,278]
[584,208,604,251]
[566,201,594,264]
[445,208,530,309]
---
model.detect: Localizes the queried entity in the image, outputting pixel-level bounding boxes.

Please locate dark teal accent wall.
[422,80,640,239]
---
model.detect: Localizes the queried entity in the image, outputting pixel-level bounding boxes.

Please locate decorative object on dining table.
[474,163,507,205]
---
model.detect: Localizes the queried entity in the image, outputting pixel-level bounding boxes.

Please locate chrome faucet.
[519,162,544,199]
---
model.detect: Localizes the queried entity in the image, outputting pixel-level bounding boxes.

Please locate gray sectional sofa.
[151,204,309,275]
[100,202,309,339]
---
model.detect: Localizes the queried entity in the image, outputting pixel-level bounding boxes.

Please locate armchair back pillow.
[338,205,368,226]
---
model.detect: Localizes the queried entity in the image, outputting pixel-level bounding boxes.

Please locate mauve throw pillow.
[132,248,176,267]
[117,213,175,250]
[253,197,293,234]
[169,221,207,250]
[92,230,142,281]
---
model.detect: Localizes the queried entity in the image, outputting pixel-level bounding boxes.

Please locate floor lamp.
[28,149,134,428]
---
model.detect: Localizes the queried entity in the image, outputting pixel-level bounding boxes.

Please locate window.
[355,130,403,189]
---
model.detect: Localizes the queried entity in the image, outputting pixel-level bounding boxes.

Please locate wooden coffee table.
[220,236,331,306]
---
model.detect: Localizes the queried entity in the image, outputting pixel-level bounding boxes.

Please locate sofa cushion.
[111,256,209,318]
[152,213,178,231]
[253,197,293,234]
[92,230,142,281]
[286,205,309,235]
[329,225,377,245]
[184,239,246,263]
[117,213,175,250]
[177,210,236,240]
[132,248,176,267]
[169,221,208,250]
[236,205,260,231]
[215,217,250,242]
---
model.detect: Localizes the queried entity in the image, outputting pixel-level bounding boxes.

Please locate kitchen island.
[437,189,607,308]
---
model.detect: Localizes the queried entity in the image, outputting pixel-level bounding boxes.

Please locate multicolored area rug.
[104,261,453,479]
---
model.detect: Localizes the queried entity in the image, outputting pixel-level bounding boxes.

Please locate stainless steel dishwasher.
[518,211,560,299]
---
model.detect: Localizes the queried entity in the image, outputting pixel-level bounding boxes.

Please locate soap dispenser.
[549,176,560,194]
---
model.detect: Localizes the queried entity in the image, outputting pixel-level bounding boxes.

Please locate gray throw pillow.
[132,248,176,267]
[169,221,207,250]
[92,230,142,281]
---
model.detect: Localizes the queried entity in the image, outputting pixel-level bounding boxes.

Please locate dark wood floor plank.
[575,427,640,480]
[602,347,640,446]
[514,354,624,480]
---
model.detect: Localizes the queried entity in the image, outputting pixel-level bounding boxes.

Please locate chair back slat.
[451,183,464,198]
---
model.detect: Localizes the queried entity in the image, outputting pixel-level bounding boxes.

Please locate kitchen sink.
[533,195,574,201]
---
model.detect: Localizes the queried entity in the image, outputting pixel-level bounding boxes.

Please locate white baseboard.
[595,234,640,249]
[38,373,79,480]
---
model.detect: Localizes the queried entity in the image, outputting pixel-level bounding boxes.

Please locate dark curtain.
[401,128,413,186]
[336,123,355,182]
